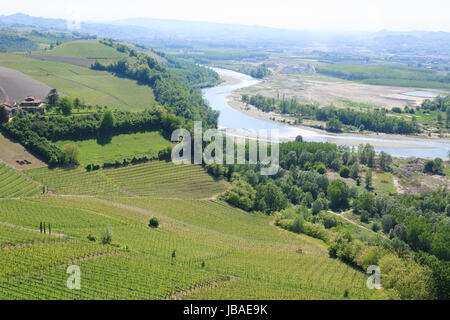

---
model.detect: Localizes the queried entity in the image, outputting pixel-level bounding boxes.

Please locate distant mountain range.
[1,13,449,56]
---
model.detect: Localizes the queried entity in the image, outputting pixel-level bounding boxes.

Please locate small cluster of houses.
[1,96,46,119]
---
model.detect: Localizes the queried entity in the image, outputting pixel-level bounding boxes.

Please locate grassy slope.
[25,161,227,199]
[41,40,126,60]
[55,132,171,166]
[0,44,155,111]
[0,195,371,299]
[0,162,41,198]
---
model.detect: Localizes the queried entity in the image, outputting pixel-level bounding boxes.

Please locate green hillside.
[25,161,227,199]
[0,52,156,111]
[0,162,41,198]
[0,196,371,299]
[55,132,171,166]
[41,40,128,60]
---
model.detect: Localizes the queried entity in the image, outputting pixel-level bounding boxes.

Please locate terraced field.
[25,161,227,199]
[25,166,123,196]
[103,162,227,198]
[0,196,372,300]
[0,162,41,198]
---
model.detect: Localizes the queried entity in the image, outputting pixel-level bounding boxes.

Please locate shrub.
[149,217,159,228]
[101,226,113,244]
[339,166,350,178]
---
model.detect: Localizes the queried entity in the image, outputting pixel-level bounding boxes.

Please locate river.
[202,68,450,159]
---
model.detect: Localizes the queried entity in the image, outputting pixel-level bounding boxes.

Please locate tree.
[46,89,59,109]
[99,110,116,134]
[353,193,375,216]
[257,182,288,213]
[326,118,343,132]
[0,106,8,124]
[365,170,372,190]
[327,179,351,211]
[431,226,450,261]
[446,107,450,128]
[378,152,392,172]
[74,97,81,109]
[149,217,159,228]
[101,226,113,244]
[350,162,359,179]
[58,97,73,115]
[339,166,350,178]
[423,158,444,175]
[359,144,375,168]
[63,143,80,165]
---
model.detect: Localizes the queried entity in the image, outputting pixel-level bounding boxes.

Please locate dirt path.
[392,176,405,194]
[329,210,388,239]
[0,220,66,237]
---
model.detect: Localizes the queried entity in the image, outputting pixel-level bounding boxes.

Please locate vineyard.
[25,161,227,199]
[0,145,371,300]
[0,196,372,300]
[0,162,41,198]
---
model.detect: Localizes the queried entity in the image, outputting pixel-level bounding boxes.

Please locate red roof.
[20,96,42,105]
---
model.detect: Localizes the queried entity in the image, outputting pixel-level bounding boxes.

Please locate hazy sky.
[1,0,449,32]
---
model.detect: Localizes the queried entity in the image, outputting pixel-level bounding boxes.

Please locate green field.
[373,171,397,195]
[55,132,171,166]
[0,48,156,111]
[41,40,127,60]
[0,162,41,198]
[0,196,371,299]
[317,64,450,90]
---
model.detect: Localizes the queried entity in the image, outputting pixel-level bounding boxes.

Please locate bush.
[149,217,159,228]
[371,222,381,232]
[63,143,80,165]
[339,166,350,178]
[101,226,113,244]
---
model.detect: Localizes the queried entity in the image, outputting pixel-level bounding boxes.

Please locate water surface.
[203,68,450,158]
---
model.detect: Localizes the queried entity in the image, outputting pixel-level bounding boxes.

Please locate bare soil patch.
[240,73,448,109]
[395,158,450,193]
[0,66,52,102]
[0,132,46,169]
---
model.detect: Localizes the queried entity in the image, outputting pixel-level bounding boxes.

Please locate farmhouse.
[19,96,46,115]
[1,101,18,118]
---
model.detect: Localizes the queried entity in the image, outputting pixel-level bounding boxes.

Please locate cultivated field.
[0,196,372,299]
[0,51,156,111]
[55,132,172,166]
[0,162,41,198]
[0,65,52,102]
[25,161,227,199]
[41,41,128,60]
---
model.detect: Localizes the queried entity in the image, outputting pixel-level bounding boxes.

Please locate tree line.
[92,41,219,129]
[242,94,417,134]
[0,106,185,166]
